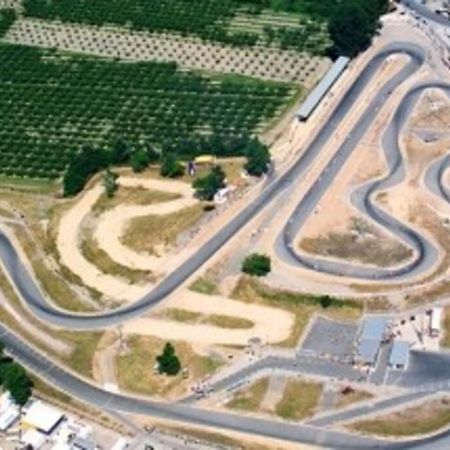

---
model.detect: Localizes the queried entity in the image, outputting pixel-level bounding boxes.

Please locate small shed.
[389,341,410,370]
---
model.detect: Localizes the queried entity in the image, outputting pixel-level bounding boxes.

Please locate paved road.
[0,43,445,335]
[0,14,449,450]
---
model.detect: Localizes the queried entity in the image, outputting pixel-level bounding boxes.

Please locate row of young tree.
[63,134,270,197]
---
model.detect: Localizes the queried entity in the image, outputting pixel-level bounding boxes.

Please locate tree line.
[63,134,271,196]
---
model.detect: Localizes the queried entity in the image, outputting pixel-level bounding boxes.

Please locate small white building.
[430,307,442,337]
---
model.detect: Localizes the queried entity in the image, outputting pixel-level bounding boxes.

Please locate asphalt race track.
[1,1,450,447]
[0,42,446,332]
[279,81,450,280]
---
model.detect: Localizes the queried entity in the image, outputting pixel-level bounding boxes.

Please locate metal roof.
[360,317,388,343]
[296,56,350,120]
[356,339,379,364]
[389,341,410,367]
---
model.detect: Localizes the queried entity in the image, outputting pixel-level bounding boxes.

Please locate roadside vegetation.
[350,397,450,437]
[0,342,33,406]
[232,277,362,346]
[225,377,269,412]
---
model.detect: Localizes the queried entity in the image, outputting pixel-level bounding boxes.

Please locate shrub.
[193,165,226,201]
[156,342,181,376]
[103,168,119,198]
[242,253,271,277]
[319,295,333,309]
[130,148,150,173]
[160,153,185,178]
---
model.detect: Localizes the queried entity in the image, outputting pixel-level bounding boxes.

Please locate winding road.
[1,1,450,447]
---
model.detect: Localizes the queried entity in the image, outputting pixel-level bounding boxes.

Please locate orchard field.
[0,43,294,180]
[22,0,330,54]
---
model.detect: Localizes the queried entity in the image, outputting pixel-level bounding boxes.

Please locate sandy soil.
[94,177,198,273]
[123,290,295,345]
[57,182,152,302]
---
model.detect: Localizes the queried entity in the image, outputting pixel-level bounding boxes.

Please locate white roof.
[296,56,350,119]
[0,407,19,431]
[22,429,46,449]
[23,401,63,433]
[431,307,442,329]
[111,437,128,450]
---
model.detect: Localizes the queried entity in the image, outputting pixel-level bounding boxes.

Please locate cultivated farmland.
[22,0,330,54]
[0,43,294,180]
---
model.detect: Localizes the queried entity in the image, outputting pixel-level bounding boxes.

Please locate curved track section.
[0,42,433,331]
[280,82,450,280]
[425,152,450,203]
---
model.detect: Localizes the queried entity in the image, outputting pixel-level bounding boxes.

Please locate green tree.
[102,169,119,198]
[156,343,181,376]
[160,153,185,178]
[328,1,384,57]
[0,362,32,406]
[110,139,130,165]
[319,295,333,309]
[130,148,150,173]
[63,146,110,197]
[244,139,270,177]
[242,253,271,277]
[193,165,226,201]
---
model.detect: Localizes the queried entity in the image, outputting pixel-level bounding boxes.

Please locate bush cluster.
[242,253,271,277]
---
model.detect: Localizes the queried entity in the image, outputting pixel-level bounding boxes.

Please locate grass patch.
[225,377,269,412]
[232,277,362,347]
[350,397,450,437]
[122,203,205,255]
[275,379,322,421]
[56,331,103,378]
[159,308,253,329]
[92,186,179,214]
[80,236,153,284]
[117,335,223,398]
[189,277,217,295]
[300,230,413,267]
[336,388,373,409]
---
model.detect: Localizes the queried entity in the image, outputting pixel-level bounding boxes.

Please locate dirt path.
[57,182,152,302]
[123,291,295,345]
[94,177,198,273]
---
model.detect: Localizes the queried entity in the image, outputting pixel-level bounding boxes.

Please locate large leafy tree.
[244,139,270,177]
